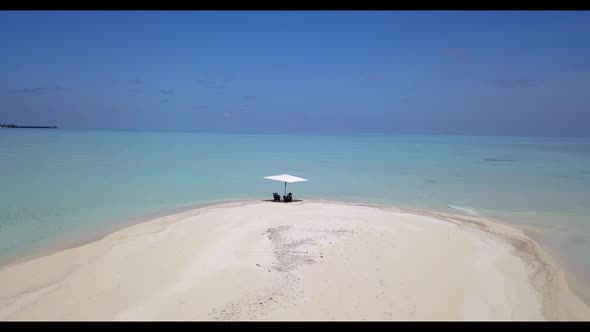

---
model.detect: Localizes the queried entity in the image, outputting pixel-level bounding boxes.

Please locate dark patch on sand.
[209,224,354,320]
[208,200,569,320]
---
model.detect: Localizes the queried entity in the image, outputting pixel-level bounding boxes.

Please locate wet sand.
[0,200,588,320]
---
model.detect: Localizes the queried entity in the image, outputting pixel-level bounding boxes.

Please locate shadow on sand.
[260,199,304,203]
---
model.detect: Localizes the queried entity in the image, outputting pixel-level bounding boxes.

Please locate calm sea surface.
[1,129,589,298]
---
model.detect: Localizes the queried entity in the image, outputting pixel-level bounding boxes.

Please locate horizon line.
[14,127,589,139]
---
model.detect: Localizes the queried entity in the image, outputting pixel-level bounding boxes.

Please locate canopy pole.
[284,182,287,196]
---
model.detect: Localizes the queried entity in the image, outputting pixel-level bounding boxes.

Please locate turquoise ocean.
[1,129,589,300]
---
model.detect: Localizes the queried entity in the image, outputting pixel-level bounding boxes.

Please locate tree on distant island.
[0,123,57,129]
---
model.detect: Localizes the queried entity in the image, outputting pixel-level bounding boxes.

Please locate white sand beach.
[0,200,588,321]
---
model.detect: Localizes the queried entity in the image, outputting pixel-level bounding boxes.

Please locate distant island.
[1,123,57,129]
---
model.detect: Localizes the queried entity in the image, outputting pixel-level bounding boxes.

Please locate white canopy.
[264,174,308,183]
[264,174,308,196]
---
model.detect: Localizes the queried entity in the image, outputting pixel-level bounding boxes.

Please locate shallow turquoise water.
[1,129,589,293]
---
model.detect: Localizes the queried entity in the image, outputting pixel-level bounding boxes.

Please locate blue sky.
[1,11,589,136]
